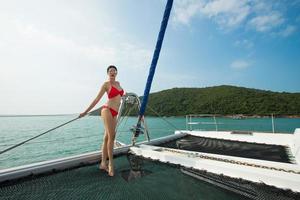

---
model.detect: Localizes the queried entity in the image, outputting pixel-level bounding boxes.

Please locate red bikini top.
[108,85,124,99]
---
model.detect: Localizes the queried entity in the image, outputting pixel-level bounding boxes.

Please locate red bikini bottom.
[101,105,118,117]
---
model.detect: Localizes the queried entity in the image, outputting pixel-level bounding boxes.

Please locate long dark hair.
[107,65,117,73]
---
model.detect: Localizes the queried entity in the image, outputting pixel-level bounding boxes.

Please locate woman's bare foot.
[99,162,108,172]
[108,164,114,177]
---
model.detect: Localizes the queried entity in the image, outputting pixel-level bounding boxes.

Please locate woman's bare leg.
[101,108,116,176]
[107,117,117,176]
[100,131,108,171]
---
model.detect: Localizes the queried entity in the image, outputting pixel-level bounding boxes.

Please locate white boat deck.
[0,133,185,183]
[130,129,300,193]
[2,128,300,193]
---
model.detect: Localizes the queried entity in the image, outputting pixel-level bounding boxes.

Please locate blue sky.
[0,0,299,115]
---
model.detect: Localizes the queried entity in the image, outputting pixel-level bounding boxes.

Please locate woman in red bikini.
[79,65,124,176]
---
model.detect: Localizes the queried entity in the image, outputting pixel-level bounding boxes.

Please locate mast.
[134,0,173,141]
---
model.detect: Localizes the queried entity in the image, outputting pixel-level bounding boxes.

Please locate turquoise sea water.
[0,115,299,170]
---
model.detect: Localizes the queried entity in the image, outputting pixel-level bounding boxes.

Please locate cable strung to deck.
[0,108,102,155]
[0,116,80,155]
[134,0,173,143]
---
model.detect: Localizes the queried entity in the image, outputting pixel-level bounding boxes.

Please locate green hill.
[90,85,300,117]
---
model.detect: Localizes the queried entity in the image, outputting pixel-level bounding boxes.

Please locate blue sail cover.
[139,0,173,118]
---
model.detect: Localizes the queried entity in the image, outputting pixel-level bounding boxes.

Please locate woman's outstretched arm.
[79,82,107,117]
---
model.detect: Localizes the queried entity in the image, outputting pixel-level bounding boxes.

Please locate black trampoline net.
[157,135,293,163]
[1,153,299,200]
[0,155,247,200]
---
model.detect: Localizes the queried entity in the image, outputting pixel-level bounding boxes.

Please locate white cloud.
[173,0,295,37]
[230,60,251,69]
[0,15,152,114]
[173,0,204,25]
[174,0,250,28]
[114,43,152,70]
[251,0,272,14]
[278,25,297,37]
[248,12,284,32]
[4,18,152,69]
[201,0,250,28]
[234,39,253,49]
